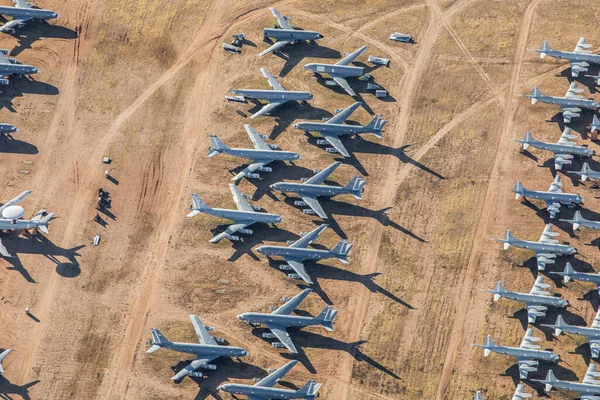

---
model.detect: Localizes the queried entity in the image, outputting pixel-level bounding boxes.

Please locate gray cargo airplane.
[523,82,600,123]
[513,175,584,218]
[572,162,600,182]
[218,360,322,399]
[471,328,559,379]
[493,224,576,270]
[147,314,248,381]
[0,123,17,135]
[270,161,366,218]
[256,224,351,285]
[544,311,600,358]
[551,262,600,294]
[0,348,11,373]
[293,102,386,157]
[208,125,300,181]
[483,277,568,323]
[187,184,282,243]
[304,45,369,96]
[531,38,600,77]
[229,68,313,119]
[0,0,58,34]
[513,129,594,170]
[560,211,600,231]
[260,7,323,57]
[0,49,37,84]
[533,364,600,397]
[237,288,337,354]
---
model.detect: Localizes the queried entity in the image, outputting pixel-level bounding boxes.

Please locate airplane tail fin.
[539,41,551,58]
[147,328,170,353]
[208,135,227,157]
[562,262,575,283]
[543,370,557,392]
[482,335,496,356]
[332,240,352,263]
[580,162,592,181]
[492,281,505,302]
[521,131,533,150]
[513,181,524,200]
[187,194,209,217]
[345,176,366,199]
[572,210,584,231]
[316,306,338,331]
[592,115,600,133]
[0,349,11,374]
[530,86,541,104]
[36,212,54,234]
[296,380,322,398]
[494,230,515,250]
[365,115,386,138]
[553,315,569,336]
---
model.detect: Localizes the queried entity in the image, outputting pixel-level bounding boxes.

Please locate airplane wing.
[259,40,290,57]
[0,51,11,65]
[266,324,297,353]
[574,37,592,54]
[0,18,30,33]
[335,45,369,66]
[512,384,532,400]
[526,276,552,321]
[171,356,218,381]
[519,328,542,350]
[565,82,584,99]
[301,195,327,218]
[582,363,600,384]
[304,161,341,185]
[321,133,350,157]
[591,309,600,329]
[561,106,582,123]
[272,288,312,315]
[254,360,298,388]
[269,7,293,30]
[326,102,361,125]
[210,222,251,243]
[283,257,313,284]
[260,68,285,91]
[554,130,577,168]
[0,190,31,214]
[0,238,11,258]
[548,176,562,193]
[556,128,577,145]
[190,315,217,346]
[244,124,271,150]
[14,0,33,8]
[229,184,253,212]
[289,224,328,248]
[233,161,270,181]
[250,102,284,119]
[331,76,356,96]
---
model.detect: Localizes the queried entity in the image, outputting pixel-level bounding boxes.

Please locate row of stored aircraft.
[474,38,600,399]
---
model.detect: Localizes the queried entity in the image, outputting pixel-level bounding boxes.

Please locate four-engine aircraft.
[260,7,323,57]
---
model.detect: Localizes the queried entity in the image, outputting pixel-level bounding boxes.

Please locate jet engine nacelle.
[239,228,253,235]
[262,332,276,339]
[316,139,328,145]
[251,205,261,211]
[272,342,286,348]
[302,209,315,215]
[313,169,321,174]
[325,147,338,153]
[7,58,16,64]
[294,200,307,206]
[243,194,252,199]
[247,173,260,179]
[286,240,295,245]
[299,231,308,237]
[282,296,291,302]
[269,306,278,311]
[253,377,262,383]
[199,364,217,370]
[269,144,279,150]
[226,234,240,241]
[0,79,10,85]
[206,326,215,331]
[257,166,272,173]
[300,177,309,182]
[279,265,293,271]
[0,49,8,55]
[288,273,302,279]
[259,134,268,139]
[189,372,203,378]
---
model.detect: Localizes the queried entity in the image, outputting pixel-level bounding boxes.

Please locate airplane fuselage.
[0,123,17,134]
[264,28,323,42]
[219,383,305,399]
[575,171,600,181]
[201,208,282,224]
[256,245,336,261]
[223,148,300,161]
[537,95,599,110]
[575,221,600,230]
[545,49,600,65]
[563,271,600,286]
[271,182,349,197]
[294,121,372,136]
[489,346,558,362]
[548,381,600,395]
[164,342,248,358]
[229,89,313,102]
[0,7,58,20]
[555,324,600,339]
[304,63,363,78]
[520,189,583,205]
[237,312,320,328]
[510,238,576,256]
[528,140,593,157]
[501,291,568,308]
[0,218,45,231]
[0,64,38,76]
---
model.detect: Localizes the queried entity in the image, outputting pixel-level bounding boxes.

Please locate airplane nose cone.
[256,247,265,254]
[293,124,299,129]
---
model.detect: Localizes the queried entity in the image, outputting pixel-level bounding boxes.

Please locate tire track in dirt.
[434,0,542,398]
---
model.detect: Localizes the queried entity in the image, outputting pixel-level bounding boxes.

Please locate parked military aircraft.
[560,211,600,231]
[472,328,559,379]
[293,102,386,157]
[0,123,17,135]
[523,83,600,123]
[513,129,594,170]
[474,392,483,400]
[208,125,300,181]
[513,176,584,218]
[533,364,600,397]
[187,185,283,243]
[0,0,58,34]
[147,314,248,381]
[304,45,369,96]
[270,161,366,218]
[572,162,600,182]
[512,385,532,400]
[550,262,600,294]
[218,360,322,399]
[256,224,351,285]
[590,115,600,132]
[543,311,600,358]
[482,277,568,323]
[237,288,337,353]
[492,224,576,270]
[0,190,53,257]
[530,38,600,77]
[260,7,323,56]
[0,50,37,84]
[229,68,313,119]
[0,348,11,373]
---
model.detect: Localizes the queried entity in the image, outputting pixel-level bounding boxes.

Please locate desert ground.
[1,0,600,399]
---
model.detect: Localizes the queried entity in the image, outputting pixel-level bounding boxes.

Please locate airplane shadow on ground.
[0,76,58,112]
[559,65,600,95]
[8,21,78,56]
[271,41,341,78]
[268,103,332,141]
[216,224,298,263]
[1,233,84,282]
[0,135,38,154]
[0,374,39,400]
[505,361,577,391]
